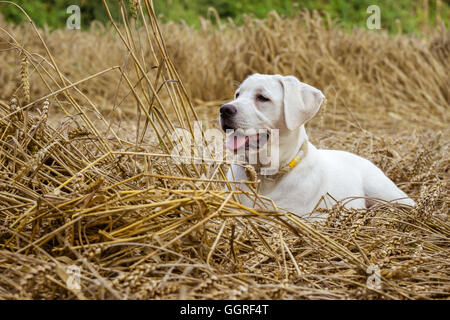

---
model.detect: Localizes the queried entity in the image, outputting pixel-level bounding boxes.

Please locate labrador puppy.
[220,73,415,217]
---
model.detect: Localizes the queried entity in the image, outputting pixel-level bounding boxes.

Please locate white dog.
[220,74,415,217]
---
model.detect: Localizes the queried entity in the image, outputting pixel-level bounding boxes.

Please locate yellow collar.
[260,141,309,181]
[287,141,309,169]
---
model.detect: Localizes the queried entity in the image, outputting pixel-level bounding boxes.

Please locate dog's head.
[219,74,324,151]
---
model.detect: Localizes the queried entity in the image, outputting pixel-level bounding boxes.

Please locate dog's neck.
[246,125,311,180]
[277,125,309,169]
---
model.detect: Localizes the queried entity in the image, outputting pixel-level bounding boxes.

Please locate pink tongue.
[226,135,247,150]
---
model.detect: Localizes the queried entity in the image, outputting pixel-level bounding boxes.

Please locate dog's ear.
[279,76,324,131]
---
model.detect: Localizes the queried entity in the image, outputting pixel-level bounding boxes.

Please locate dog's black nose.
[220,104,237,117]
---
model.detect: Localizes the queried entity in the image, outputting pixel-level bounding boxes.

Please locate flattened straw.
[132,192,234,268]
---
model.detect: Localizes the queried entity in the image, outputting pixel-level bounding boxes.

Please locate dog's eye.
[235,92,240,99]
[256,94,270,102]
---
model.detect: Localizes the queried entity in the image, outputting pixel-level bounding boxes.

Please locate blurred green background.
[0,0,448,34]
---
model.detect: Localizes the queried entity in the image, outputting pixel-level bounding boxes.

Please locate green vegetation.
[155,0,448,34]
[0,0,448,34]
[0,0,120,28]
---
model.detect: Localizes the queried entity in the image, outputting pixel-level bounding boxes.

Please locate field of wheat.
[0,1,448,300]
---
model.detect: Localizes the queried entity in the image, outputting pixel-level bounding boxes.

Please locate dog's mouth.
[225,131,270,151]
